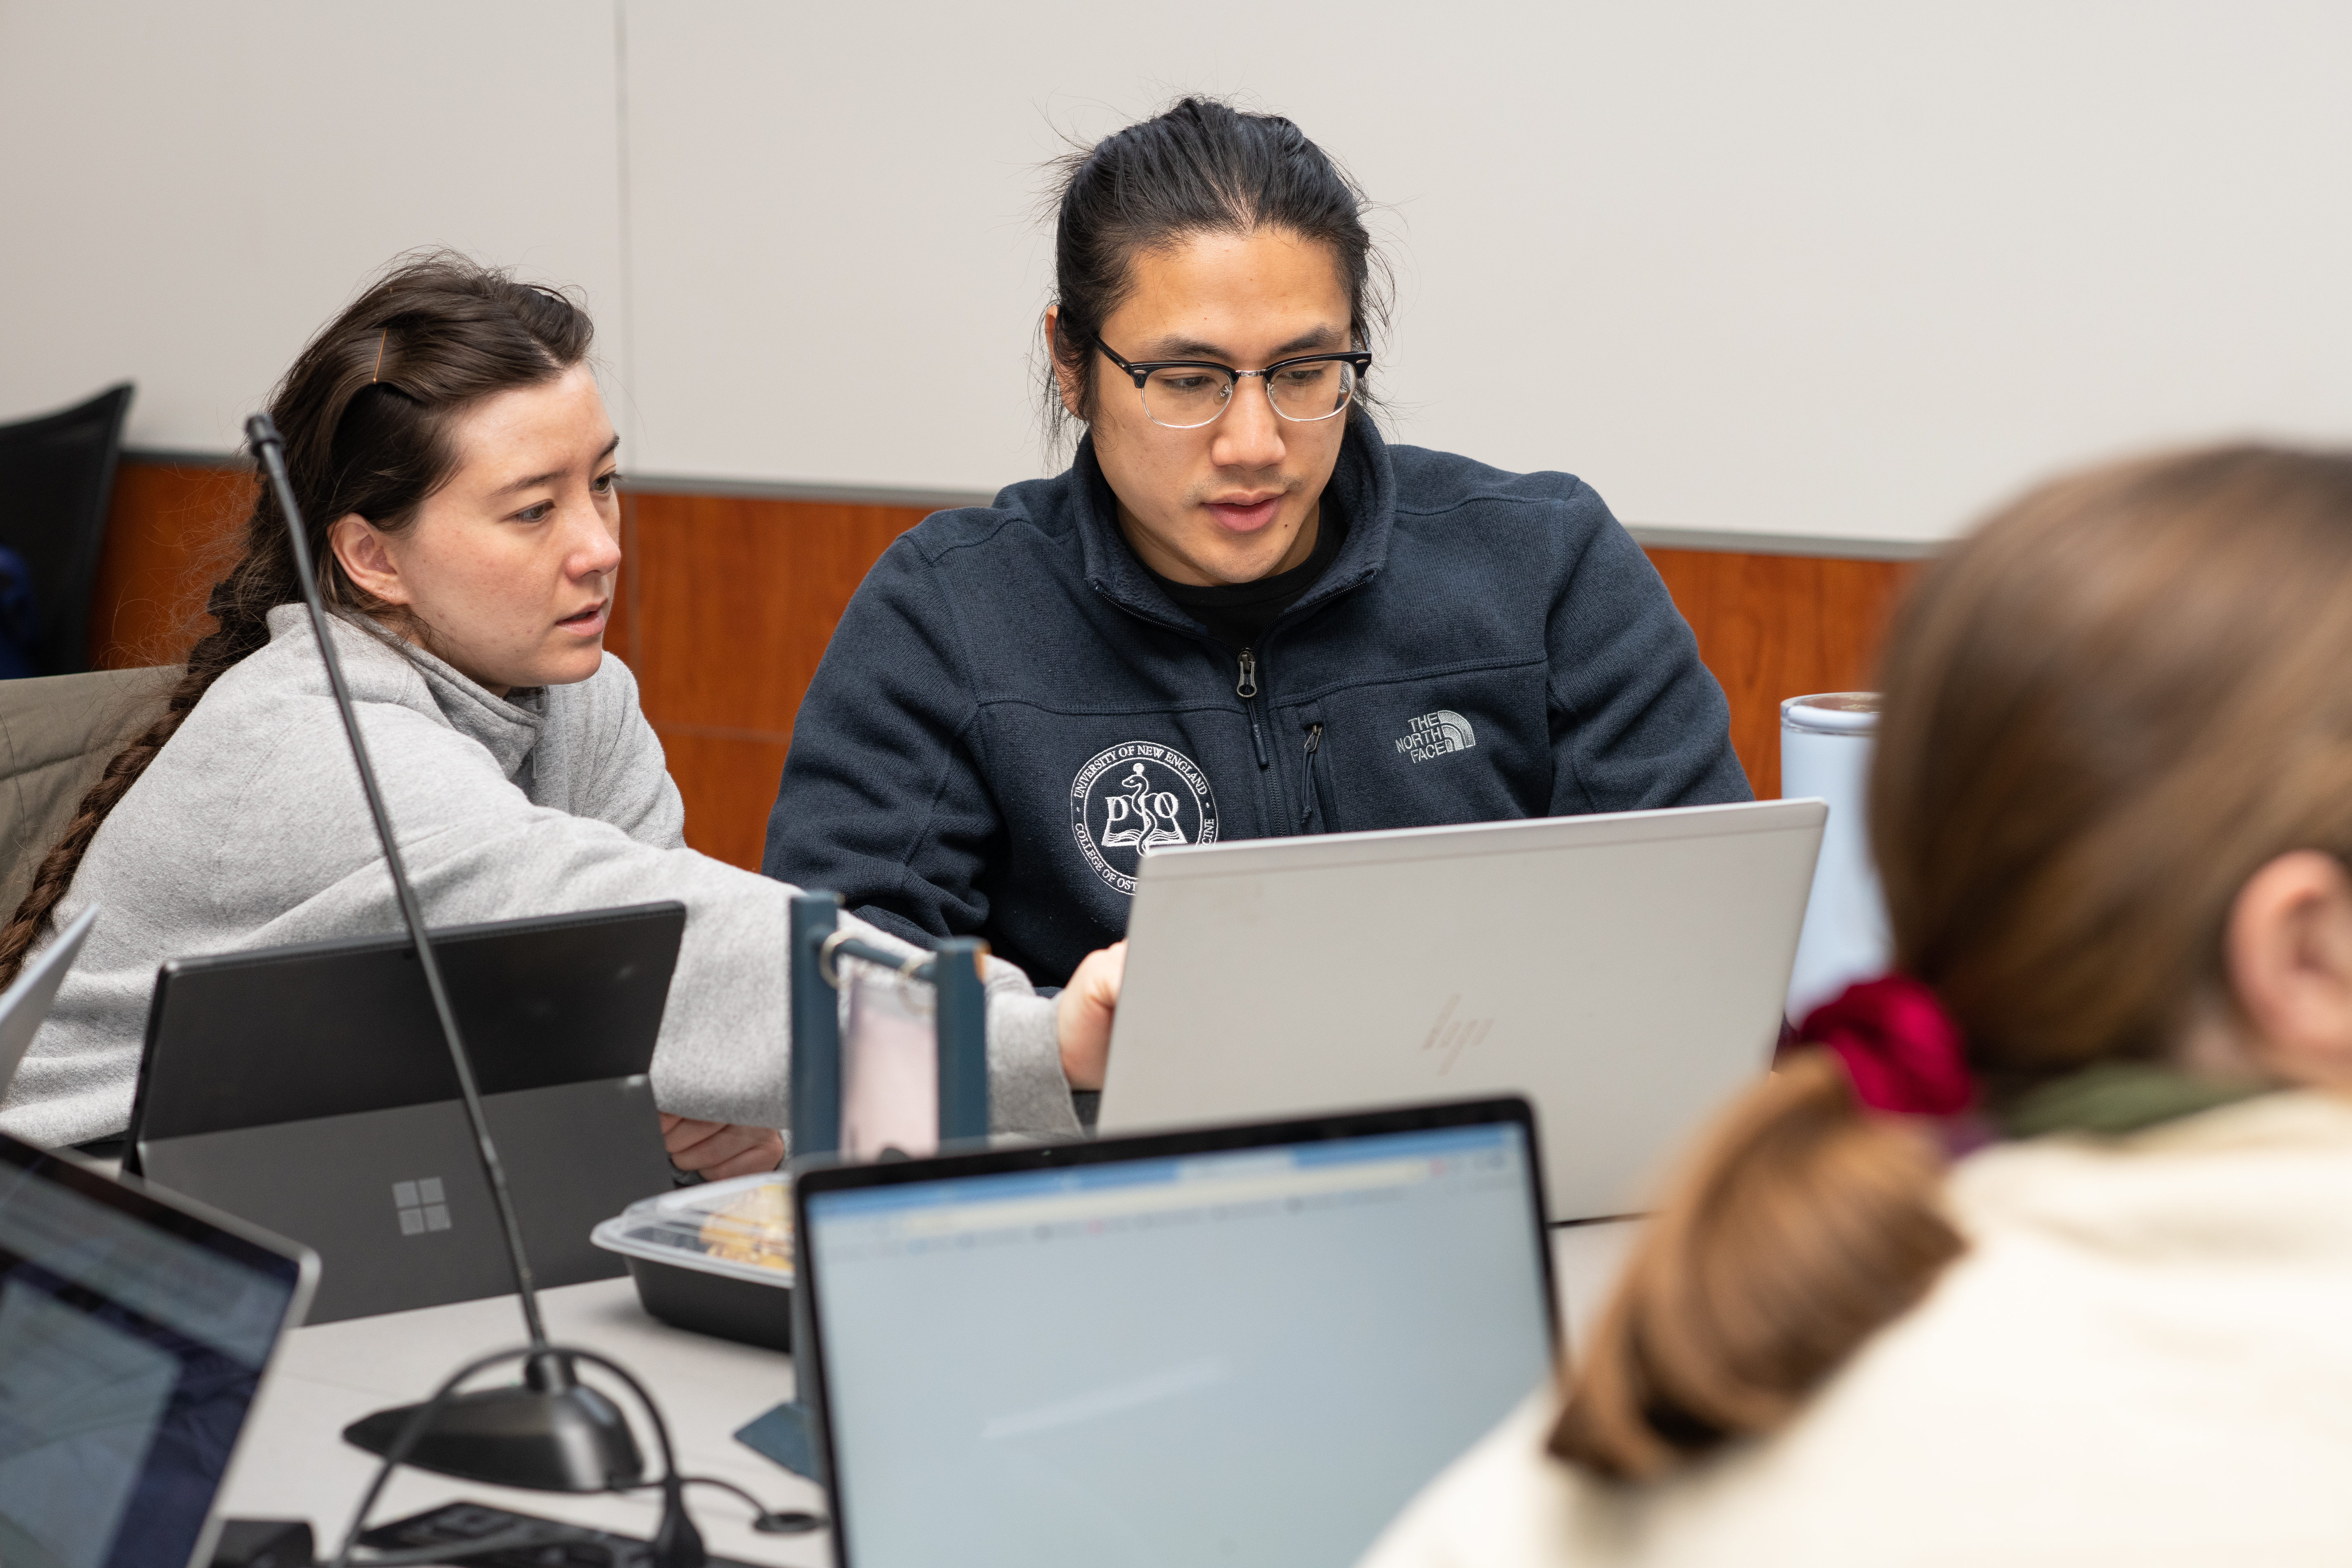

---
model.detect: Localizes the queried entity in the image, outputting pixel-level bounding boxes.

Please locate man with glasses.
[765,99,1747,1019]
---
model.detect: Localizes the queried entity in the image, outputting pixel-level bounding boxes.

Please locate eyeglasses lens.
[1142,368,1235,429]
[1140,361,1358,428]
[1267,359,1356,422]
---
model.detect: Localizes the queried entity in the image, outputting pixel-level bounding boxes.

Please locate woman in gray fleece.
[0,255,1121,1163]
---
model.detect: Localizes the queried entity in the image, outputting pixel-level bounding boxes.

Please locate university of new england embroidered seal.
[1070,741,1219,895]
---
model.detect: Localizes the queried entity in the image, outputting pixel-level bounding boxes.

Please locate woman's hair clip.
[1786,974,1973,1116]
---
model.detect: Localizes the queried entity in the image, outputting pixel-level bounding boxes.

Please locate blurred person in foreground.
[1363,444,2352,1566]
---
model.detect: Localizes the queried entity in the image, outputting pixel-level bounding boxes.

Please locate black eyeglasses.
[1099,343,1372,430]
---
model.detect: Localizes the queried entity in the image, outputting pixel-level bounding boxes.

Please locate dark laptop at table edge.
[0,1128,316,1568]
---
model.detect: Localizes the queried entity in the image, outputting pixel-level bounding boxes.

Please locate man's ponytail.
[1548,1051,1962,1479]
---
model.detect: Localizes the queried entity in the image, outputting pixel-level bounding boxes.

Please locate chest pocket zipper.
[1301,722,1325,829]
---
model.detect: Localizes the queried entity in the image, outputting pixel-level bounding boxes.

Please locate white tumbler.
[1781,693,1890,1020]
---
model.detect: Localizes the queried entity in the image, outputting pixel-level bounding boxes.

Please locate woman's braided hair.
[0,252,592,988]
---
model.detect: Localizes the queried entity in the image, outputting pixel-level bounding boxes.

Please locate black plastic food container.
[591,1173,793,1352]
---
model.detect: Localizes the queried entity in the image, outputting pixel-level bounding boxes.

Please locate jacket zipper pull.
[1301,723,1324,828]
[1237,646,1269,767]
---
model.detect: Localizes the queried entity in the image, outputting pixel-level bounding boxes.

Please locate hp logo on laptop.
[393,1178,452,1235]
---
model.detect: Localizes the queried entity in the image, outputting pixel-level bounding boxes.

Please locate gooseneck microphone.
[247,414,553,1349]
[243,416,658,1524]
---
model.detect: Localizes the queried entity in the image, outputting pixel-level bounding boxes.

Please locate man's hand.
[1056,941,1126,1091]
[659,1113,784,1181]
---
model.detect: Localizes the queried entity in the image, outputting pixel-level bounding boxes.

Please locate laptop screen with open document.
[796,1099,1556,1568]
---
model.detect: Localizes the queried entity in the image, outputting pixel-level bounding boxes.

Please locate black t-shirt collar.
[1070,416,1390,631]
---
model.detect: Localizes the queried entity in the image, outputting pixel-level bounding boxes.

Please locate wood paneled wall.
[619,493,926,869]
[1644,548,1914,798]
[90,460,1914,864]
[88,461,258,669]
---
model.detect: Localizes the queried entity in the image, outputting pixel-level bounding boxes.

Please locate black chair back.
[0,384,134,676]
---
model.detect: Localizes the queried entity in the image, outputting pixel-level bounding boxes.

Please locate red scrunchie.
[1788,975,1973,1116]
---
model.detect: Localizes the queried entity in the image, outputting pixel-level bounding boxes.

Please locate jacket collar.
[1064,414,1396,635]
[264,604,547,780]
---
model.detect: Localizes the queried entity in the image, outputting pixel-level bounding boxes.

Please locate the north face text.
[1397,710,1477,763]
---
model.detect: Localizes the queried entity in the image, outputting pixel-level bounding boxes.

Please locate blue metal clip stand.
[741,893,844,1480]
[786,892,843,1160]
[932,936,990,1142]
[737,896,992,1481]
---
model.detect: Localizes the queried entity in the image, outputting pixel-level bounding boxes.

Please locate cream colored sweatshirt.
[1361,1091,2352,1567]
[0,607,1079,1148]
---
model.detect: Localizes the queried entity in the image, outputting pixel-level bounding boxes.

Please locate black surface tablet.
[129,902,688,1143]
[125,902,688,1322]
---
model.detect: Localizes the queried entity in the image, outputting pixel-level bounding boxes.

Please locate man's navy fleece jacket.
[764,418,1751,987]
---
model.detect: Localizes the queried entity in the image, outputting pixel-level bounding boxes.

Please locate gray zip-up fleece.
[0,606,1078,1149]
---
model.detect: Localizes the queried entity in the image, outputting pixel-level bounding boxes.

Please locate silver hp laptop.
[0,902,99,1095]
[791,1097,1557,1568]
[0,1125,316,1568]
[126,903,686,1323]
[1099,799,1825,1220]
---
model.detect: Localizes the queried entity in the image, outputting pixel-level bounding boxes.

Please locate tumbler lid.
[1781,692,1880,734]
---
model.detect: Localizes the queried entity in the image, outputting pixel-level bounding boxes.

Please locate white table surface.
[219,1221,1643,1566]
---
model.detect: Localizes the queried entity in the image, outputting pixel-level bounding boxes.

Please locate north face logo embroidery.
[1397,709,1476,763]
[1070,742,1220,896]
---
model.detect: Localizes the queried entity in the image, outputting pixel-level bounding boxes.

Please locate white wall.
[0,3,624,462]
[5,1,2350,544]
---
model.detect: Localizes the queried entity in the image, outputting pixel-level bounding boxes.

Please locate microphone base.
[343,1358,645,1493]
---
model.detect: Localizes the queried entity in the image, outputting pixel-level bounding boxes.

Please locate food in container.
[590,1171,793,1350]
